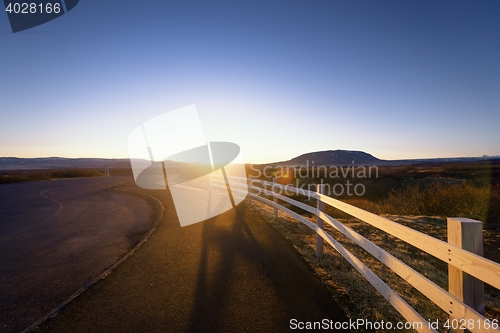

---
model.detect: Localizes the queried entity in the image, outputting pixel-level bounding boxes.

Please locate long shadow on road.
[36,185,348,332]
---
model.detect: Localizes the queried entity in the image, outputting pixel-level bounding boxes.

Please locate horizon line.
[2,153,500,165]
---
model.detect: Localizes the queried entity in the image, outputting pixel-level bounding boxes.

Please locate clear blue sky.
[1,0,499,163]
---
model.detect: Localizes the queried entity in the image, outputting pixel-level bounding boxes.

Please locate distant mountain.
[0,157,133,170]
[388,155,500,165]
[268,150,500,166]
[271,150,384,166]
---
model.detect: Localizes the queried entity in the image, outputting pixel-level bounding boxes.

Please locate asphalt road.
[0,176,155,333]
[34,182,348,332]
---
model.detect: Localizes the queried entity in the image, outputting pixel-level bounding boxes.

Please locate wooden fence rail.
[212,174,500,333]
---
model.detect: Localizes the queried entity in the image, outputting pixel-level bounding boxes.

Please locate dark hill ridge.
[271,150,500,166]
[277,150,384,166]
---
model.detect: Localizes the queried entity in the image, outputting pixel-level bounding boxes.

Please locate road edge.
[22,187,165,333]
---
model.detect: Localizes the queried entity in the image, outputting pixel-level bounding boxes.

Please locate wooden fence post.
[447,217,485,333]
[273,177,278,220]
[246,178,251,205]
[316,184,325,259]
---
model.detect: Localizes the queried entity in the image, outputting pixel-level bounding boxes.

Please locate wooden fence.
[209,174,500,333]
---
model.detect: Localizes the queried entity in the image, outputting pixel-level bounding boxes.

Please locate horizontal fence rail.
[212,175,500,333]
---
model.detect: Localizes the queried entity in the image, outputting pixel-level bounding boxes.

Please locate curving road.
[33,183,348,332]
[0,176,155,333]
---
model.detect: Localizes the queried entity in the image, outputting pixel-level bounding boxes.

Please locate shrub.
[381,182,491,221]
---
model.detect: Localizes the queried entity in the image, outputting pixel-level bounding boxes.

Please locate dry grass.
[249,200,500,333]
[0,169,105,184]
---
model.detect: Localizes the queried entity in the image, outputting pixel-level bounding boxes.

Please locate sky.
[1,0,499,164]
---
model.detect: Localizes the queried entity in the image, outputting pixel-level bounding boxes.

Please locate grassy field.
[247,159,500,229]
[247,160,500,332]
[0,168,133,184]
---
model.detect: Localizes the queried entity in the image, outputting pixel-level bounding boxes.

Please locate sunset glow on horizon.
[1,1,499,164]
